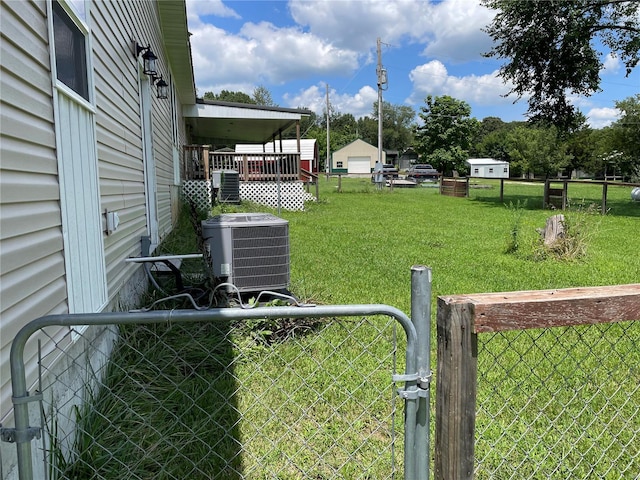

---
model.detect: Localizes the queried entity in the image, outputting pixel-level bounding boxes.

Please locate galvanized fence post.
[411,265,432,480]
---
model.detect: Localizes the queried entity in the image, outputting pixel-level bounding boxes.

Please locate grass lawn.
[285,177,638,312]
[60,177,639,479]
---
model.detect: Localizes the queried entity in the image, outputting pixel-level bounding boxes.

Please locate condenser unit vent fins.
[218,170,240,203]
[201,213,290,292]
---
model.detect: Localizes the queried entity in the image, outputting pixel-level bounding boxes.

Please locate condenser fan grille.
[202,213,290,293]
[231,225,289,290]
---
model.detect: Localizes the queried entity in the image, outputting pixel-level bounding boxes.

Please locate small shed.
[467,158,509,178]
[331,139,386,176]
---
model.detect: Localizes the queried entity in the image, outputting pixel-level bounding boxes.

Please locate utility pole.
[376,38,388,168]
[326,83,330,179]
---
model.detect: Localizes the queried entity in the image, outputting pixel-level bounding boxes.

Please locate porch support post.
[296,120,301,180]
[202,145,210,181]
[277,130,282,214]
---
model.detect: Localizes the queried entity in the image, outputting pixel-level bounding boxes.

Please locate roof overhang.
[467,158,508,165]
[184,100,312,146]
[158,1,196,105]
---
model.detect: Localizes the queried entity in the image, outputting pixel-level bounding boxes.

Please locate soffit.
[157,1,196,105]
[184,100,311,145]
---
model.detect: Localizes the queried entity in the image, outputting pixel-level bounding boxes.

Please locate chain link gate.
[4,268,433,480]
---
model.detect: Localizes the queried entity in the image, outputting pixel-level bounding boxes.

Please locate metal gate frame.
[6,266,432,480]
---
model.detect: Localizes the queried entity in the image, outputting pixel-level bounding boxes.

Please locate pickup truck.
[405,164,440,182]
[371,164,399,182]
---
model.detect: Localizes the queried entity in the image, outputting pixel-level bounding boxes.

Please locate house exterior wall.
[331,139,385,175]
[1,1,189,474]
[94,0,182,299]
[0,0,72,432]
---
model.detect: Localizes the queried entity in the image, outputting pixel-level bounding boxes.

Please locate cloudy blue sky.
[185,0,639,128]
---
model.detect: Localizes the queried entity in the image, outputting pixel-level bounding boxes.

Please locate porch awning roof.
[183,99,312,146]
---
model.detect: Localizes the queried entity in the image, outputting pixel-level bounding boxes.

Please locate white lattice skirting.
[182,180,212,211]
[241,182,316,211]
[182,180,316,211]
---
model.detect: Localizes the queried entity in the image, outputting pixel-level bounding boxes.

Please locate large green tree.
[203,89,255,104]
[372,101,416,154]
[253,85,277,106]
[483,0,640,130]
[611,94,640,178]
[203,86,278,106]
[414,95,479,175]
[506,125,571,177]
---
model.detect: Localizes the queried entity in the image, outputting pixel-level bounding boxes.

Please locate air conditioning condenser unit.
[213,170,240,204]
[202,213,290,292]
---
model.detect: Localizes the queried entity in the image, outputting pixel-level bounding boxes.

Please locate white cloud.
[407,60,515,107]
[284,84,378,119]
[585,107,620,129]
[239,22,360,83]
[186,0,239,27]
[420,0,495,62]
[189,23,261,88]
[289,0,430,51]
[289,0,494,61]
[189,20,359,94]
[602,53,621,74]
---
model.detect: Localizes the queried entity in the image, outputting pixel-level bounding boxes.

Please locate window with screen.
[52,1,89,101]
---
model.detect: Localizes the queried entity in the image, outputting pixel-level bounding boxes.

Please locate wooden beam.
[440,284,640,333]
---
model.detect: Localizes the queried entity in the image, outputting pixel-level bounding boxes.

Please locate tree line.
[204,87,639,181]
[202,1,639,180]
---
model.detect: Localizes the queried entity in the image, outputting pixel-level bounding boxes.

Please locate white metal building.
[467,158,510,178]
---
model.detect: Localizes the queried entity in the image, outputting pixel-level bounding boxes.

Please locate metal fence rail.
[7,267,433,480]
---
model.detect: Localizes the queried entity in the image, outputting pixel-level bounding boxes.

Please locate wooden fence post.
[435,297,477,480]
[434,284,639,479]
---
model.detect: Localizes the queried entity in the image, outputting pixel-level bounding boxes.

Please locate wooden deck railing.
[210,152,300,182]
[183,145,302,182]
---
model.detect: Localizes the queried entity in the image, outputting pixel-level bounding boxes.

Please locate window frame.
[51,0,93,107]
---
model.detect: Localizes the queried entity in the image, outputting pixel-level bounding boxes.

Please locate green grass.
[287,178,638,311]
[57,178,639,479]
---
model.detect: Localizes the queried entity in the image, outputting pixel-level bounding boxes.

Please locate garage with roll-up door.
[330,139,386,176]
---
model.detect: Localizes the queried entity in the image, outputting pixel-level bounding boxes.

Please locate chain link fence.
[15,309,416,480]
[475,320,640,479]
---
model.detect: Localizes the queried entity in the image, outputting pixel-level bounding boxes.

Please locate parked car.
[371,164,399,182]
[406,164,440,182]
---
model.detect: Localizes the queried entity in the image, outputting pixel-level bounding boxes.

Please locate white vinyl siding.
[92,0,177,293]
[1,0,190,428]
[0,0,70,422]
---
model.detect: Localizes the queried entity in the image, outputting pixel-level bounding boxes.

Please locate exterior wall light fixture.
[153,75,169,99]
[133,41,158,76]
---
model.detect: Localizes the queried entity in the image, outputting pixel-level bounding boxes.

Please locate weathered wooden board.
[439,284,640,333]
